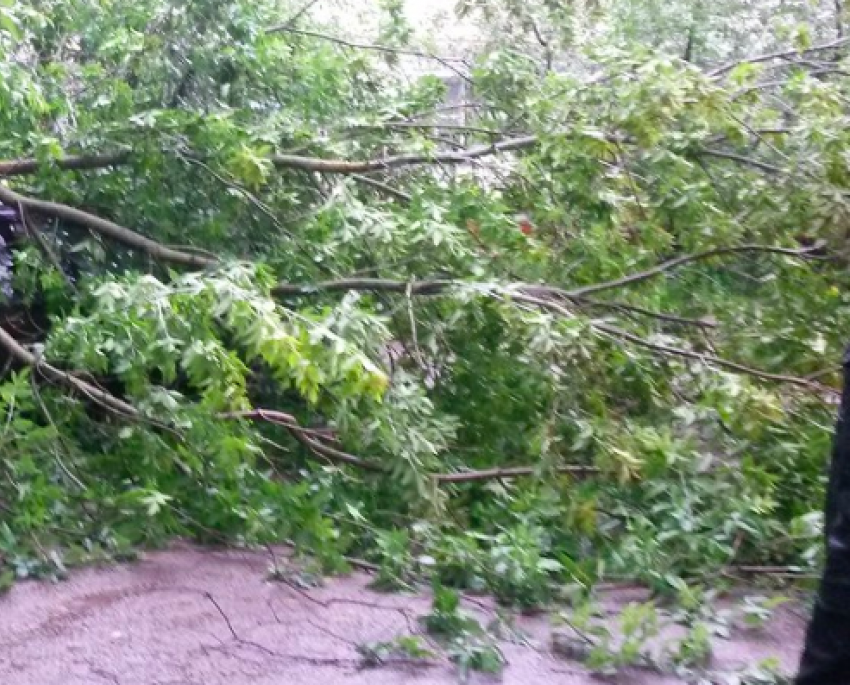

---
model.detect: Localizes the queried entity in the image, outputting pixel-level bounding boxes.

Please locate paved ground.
[0,544,806,684]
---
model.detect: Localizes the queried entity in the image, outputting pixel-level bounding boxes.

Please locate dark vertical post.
[796,346,850,684]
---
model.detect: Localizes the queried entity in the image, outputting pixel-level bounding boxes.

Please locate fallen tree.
[0,0,848,601]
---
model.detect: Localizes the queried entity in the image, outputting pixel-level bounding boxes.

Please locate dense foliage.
[0,0,849,607]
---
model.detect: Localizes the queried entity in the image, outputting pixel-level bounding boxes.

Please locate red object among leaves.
[518,218,533,236]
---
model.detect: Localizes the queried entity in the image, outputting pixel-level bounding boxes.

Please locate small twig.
[28,370,86,490]
[725,565,820,580]
[345,557,380,572]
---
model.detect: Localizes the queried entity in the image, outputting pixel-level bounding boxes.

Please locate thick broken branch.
[0,184,214,268]
[2,133,795,184]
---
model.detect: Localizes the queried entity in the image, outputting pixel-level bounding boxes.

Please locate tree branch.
[0,325,140,417]
[273,242,823,300]
[265,135,538,172]
[509,291,838,396]
[710,35,850,76]
[280,0,322,28]
[578,298,718,329]
[0,136,539,179]
[0,184,215,268]
[0,152,131,176]
[351,174,412,202]
[223,410,599,482]
[699,149,785,174]
[265,25,472,83]
[565,242,824,298]
[435,465,598,483]
[220,409,384,471]
[591,320,838,395]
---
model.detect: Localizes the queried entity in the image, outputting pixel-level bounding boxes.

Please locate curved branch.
[220,409,383,471]
[578,298,718,328]
[351,174,412,202]
[0,184,215,268]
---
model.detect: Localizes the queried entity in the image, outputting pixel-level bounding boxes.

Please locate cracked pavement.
[0,543,807,684]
